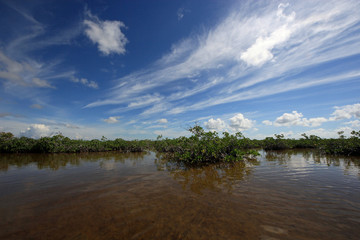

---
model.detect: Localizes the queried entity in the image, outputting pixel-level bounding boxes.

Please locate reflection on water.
[0,151,148,171]
[155,155,259,194]
[1,150,360,239]
[264,149,360,178]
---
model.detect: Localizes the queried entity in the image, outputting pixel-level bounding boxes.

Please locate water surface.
[1,150,359,239]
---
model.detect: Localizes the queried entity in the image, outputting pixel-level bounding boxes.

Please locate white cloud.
[229,113,254,132]
[157,118,168,124]
[103,116,121,124]
[274,111,303,126]
[70,76,98,89]
[240,25,292,66]
[84,12,128,55]
[253,126,357,139]
[1,117,139,140]
[35,119,81,130]
[262,120,273,126]
[345,120,360,128]
[306,117,328,127]
[330,103,360,120]
[21,124,52,138]
[274,111,327,127]
[204,118,227,132]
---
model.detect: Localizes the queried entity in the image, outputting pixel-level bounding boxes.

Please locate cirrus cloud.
[0,51,55,88]
[86,0,360,120]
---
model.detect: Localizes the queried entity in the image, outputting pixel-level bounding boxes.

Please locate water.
[0,150,359,239]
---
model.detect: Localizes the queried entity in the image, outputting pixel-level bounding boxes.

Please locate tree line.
[1,127,359,164]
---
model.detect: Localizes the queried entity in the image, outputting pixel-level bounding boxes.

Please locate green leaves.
[155,126,259,164]
[1,128,359,157]
[0,133,145,153]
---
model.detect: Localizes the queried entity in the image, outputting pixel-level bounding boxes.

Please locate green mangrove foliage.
[0,132,146,153]
[261,130,360,156]
[263,134,291,150]
[154,126,260,164]
[322,130,360,156]
[1,128,360,157]
[262,133,322,150]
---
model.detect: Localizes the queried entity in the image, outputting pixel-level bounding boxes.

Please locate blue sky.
[0,0,360,140]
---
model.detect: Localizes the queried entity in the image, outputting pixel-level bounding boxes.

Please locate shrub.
[155,126,259,164]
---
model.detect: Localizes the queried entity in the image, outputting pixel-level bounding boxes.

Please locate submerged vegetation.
[1,128,360,163]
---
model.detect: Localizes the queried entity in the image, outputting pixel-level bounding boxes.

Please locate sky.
[0,0,360,140]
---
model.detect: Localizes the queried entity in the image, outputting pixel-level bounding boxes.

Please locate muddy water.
[0,150,359,239]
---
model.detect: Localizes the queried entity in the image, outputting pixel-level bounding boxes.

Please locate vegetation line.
[0,132,149,154]
[1,128,360,164]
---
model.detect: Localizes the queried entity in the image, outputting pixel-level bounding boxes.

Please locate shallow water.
[0,150,359,239]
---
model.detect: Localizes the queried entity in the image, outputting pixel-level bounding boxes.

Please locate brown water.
[0,150,359,240]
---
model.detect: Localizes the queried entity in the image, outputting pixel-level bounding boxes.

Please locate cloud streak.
[0,51,57,88]
[0,3,83,94]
